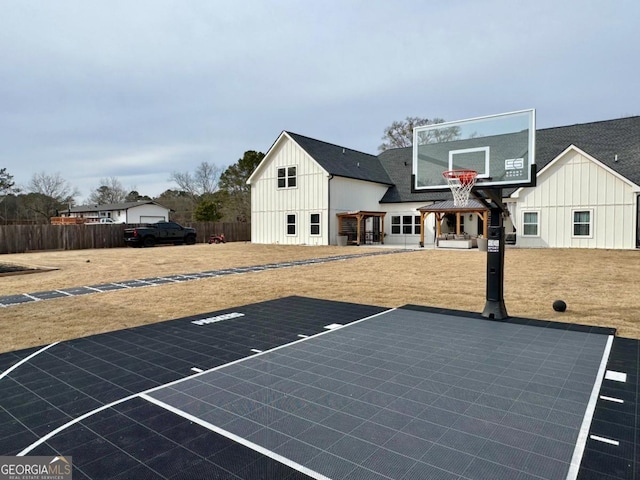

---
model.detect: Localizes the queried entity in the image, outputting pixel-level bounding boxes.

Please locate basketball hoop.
[442,169,478,207]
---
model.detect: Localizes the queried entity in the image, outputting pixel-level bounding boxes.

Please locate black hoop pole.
[478,188,509,320]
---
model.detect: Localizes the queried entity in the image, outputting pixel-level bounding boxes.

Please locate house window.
[277,166,297,188]
[402,216,413,234]
[391,215,419,235]
[522,211,539,236]
[573,210,592,237]
[286,213,297,236]
[310,213,320,235]
[391,216,401,234]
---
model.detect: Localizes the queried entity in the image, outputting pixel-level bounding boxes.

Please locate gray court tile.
[423,443,475,475]
[327,436,378,464]
[141,308,610,480]
[306,452,358,478]
[365,447,415,478]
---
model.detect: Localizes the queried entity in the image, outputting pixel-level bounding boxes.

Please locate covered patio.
[336,210,386,246]
[417,200,489,247]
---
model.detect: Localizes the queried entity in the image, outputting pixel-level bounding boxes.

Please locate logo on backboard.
[0,456,72,480]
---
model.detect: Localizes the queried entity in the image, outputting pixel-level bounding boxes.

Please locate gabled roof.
[67,201,169,213]
[286,132,393,185]
[535,116,640,186]
[379,116,640,202]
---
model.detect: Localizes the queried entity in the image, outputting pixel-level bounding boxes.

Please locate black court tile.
[30,290,73,300]
[60,287,96,296]
[2,296,639,479]
[0,294,35,305]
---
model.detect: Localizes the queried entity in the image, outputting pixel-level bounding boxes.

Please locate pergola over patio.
[336,210,386,246]
[417,200,489,247]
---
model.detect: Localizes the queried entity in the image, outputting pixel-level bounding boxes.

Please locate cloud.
[0,0,638,204]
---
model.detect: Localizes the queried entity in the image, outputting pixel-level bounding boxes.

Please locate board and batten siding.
[514,148,639,249]
[330,177,389,243]
[251,137,328,244]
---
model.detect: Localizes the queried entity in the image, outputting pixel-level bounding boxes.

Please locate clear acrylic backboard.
[412,109,536,191]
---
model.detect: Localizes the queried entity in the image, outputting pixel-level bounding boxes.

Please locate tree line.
[0,151,264,225]
[0,116,455,225]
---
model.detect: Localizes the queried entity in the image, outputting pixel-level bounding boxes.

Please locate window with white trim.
[277,166,297,188]
[286,213,297,236]
[391,215,420,235]
[310,213,320,235]
[522,211,539,236]
[391,216,400,234]
[573,210,592,237]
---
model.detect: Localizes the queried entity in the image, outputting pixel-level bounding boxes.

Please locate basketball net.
[442,170,478,207]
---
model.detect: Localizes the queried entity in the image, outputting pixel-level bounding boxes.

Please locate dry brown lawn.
[1,243,638,353]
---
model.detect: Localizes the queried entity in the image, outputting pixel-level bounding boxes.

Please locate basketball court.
[1,110,636,478]
[0,296,636,479]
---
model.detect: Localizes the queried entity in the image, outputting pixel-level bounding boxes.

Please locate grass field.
[0,243,638,353]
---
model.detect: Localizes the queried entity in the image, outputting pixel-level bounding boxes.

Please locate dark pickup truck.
[124,222,197,247]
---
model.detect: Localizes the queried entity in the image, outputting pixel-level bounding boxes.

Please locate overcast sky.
[1,0,638,202]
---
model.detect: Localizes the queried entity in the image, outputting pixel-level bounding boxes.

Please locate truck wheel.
[143,236,156,248]
[185,235,196,245]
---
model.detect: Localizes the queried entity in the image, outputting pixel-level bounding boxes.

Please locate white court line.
[84,286,104,293]
[141,394,331,480]
[0,342,59,382]
[600,395,624,404]
[23,293,41,301]
[324,323,343,330]
[605,370,627,382]
[297,334,309,338]
[250,349,262,353]
[566,334,614,480]
[191,367,204,373]
[17,308,396,456]
[590,434,619,446]
[18,394,139,456]
[142,308,396,396]
[54,290,74,296]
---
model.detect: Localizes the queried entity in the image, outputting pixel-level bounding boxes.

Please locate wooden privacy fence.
[0,222,251,254]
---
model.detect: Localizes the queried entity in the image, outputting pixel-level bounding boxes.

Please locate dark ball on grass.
[553,300,567,312]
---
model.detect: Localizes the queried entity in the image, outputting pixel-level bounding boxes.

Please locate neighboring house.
[61,201,171,224]
[248,117,640,249]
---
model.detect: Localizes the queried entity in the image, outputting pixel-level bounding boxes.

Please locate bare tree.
[23,171,79,221]
[169,162,222,201]
[87,177,128,205]
[27,171,79,203]
[378,117,459,151]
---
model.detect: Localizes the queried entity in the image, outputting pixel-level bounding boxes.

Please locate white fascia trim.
[246,131,289,184]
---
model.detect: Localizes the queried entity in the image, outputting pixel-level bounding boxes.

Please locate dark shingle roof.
[68,201,167,213]
[535,116,640,185]
[287,132,393,185]
[379,116,640,202]
[287,117,639,204]
[377,146,451,203]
